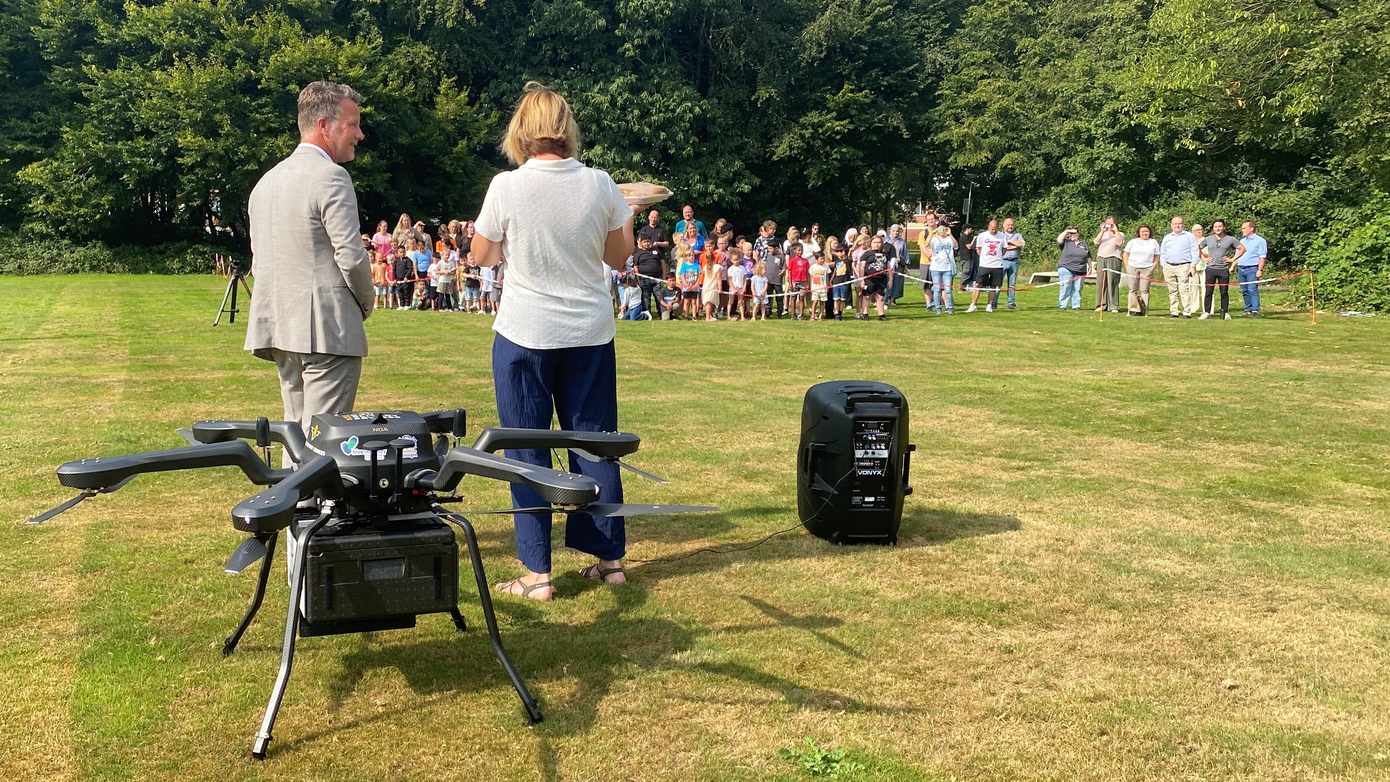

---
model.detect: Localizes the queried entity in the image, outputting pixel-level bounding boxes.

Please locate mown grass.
[1,274,1388,781]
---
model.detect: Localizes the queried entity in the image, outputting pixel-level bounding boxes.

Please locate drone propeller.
[570,448,669,484]
[223,536,269,575]
[463,502,717,518]
[26,476,136,525]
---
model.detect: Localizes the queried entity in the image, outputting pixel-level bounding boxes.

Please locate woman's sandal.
[495,577,553,601]
[578,563,626,584]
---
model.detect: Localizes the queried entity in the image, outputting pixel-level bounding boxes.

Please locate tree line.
[0,0,1385,307]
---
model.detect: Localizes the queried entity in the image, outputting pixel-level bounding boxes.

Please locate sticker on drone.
[339,434,420,460]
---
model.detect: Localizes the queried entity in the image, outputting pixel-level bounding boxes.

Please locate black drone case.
[797,381,913,544]
[300,516,459,637]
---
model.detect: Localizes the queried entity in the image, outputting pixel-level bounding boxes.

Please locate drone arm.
[190,420,308,463]
[231,455,343,533]
[425,447,600,507]
[471,427,640,459]
[56,441,287,491]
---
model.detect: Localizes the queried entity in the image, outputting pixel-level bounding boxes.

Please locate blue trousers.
[1003,259,1020,305]
[1057,267,1083,309]
[929,269,954,311]
[1237,265,1260,313]
[491,333,624,573]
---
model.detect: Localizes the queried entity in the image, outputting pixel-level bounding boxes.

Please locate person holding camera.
[1093,216,1125,312]
[1056,226,1090,310]
[470,82,640,601]
[244,81,373,440]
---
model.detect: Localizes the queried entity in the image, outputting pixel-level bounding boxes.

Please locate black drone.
[29,409,713,759]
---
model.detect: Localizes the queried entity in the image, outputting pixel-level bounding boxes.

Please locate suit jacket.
[244,145,373,359]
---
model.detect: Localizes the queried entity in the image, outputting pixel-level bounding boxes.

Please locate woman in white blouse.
[470,83,639,601]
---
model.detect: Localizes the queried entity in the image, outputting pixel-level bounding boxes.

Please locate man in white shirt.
[967,217,1006,313]
[1159,215,1200,317]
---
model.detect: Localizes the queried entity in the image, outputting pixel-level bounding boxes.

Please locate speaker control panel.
[849,419,893,509]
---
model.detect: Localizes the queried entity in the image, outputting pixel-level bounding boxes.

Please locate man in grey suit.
[245,81,373,444]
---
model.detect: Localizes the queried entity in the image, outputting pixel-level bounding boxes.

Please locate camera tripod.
[214,262,252,326]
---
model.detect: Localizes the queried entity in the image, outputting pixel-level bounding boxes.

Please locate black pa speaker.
[797,381,914,544]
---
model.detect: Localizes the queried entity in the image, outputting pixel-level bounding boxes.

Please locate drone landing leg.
[224,533,278,656]
[448,605,468,633]
[251,510,331,760]
[437,510,544,724]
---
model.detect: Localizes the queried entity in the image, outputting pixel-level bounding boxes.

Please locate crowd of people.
[365,215,502,313]
[357,205,1273,322]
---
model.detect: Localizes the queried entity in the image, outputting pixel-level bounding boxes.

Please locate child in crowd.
[859,235,891,320]
[480,264,495,314]
[676,244,701,320]
[607,265,621,315]
[808,251,830,321]
[828,237,852,321]
[658,273,680,320]
[436,242,458,311]
[426,253,441,311]
[462,254,481,312]
[786,242,809,320]
[725,244,747,320]
[493,262,505,314]
[700,250,724,321]
[372,250,389,309]
[412,274,427,310]
[761,237,786,318]
[750,261,769,320]
[619,275,646,320]
[409,239,431,309]
[392,245,413,310]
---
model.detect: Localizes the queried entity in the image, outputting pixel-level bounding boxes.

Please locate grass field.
[2,274,1389,782]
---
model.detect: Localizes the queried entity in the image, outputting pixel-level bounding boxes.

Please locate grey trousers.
[270,348,362,436]
[1096,255,1123,311]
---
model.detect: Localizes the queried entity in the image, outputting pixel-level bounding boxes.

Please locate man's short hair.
[761,219,776,231]
[298,81,363,135]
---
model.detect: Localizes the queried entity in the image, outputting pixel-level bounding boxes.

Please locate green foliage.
[778,737,866,779]
[1289,192,1390,313]
[13,0,495,242]
[0,229,237,274]
[1,0,1389,309]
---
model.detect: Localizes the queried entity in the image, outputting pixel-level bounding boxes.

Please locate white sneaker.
[1223,313,1231,320]
[1199,313,1210,320]
[985,304,994,313]
[966,304,977,313]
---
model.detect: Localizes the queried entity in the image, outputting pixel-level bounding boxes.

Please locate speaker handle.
[805,442,835,495]
[902,443,915,496]
[844,390,901,412]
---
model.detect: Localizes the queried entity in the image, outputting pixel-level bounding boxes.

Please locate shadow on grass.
[289,581,923,776]
[896,507,1021,547]
[278,505,1014,770]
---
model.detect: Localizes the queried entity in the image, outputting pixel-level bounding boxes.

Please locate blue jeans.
[929,270,954,311]
[622,302,646,320]
[1237,265,1260,312]
[1057,267,1083,309]
[1003,259,1020,305]
[491,333,624,573]
[890,269,905,301]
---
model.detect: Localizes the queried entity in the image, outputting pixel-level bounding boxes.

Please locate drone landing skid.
[247,504,542,760]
